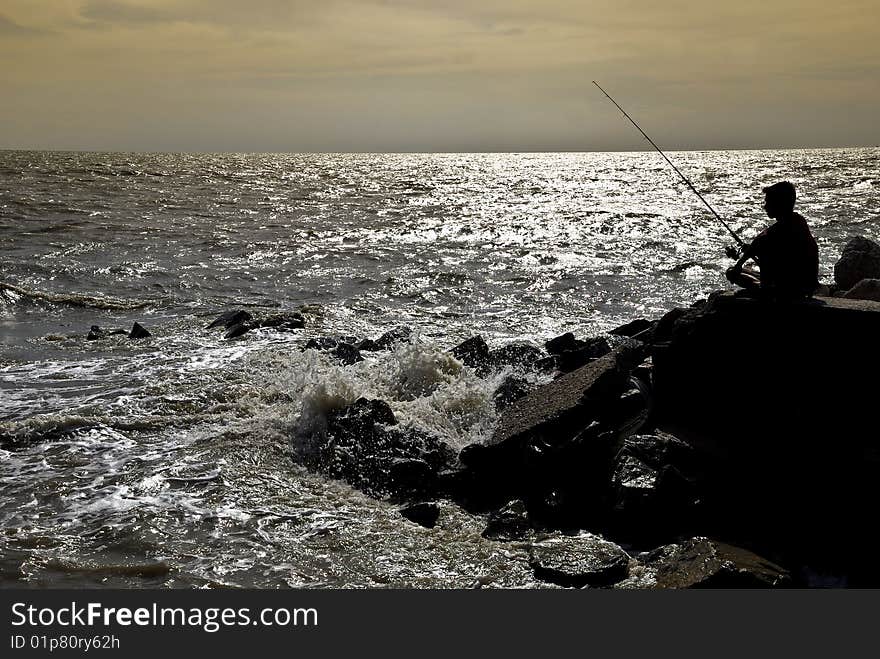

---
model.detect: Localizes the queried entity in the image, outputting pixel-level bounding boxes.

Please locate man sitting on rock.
[726,181,819,299]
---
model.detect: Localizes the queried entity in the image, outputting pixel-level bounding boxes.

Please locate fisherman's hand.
[725,266,740,284]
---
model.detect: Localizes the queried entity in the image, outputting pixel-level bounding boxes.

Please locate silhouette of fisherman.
[726,181,819,299]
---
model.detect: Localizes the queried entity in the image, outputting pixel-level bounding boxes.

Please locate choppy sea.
[1,148,877,587]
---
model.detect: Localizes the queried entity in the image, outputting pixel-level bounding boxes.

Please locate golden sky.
[1,0,878,151]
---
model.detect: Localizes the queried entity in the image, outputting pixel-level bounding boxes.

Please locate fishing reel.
[724,244,742,260]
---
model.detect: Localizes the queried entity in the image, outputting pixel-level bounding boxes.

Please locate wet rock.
[375,326,413,350]
[609,432,701,539]
[556,337,611,373]
[224,323,250,339]
[530,533,631,588]
[533,355,559,372]
[488,343,544,369]
[388,458,437,497]
[356,338,380,352]
[544,332,583,355]
[492,376,530,410]
[86,325,104,341]
[834,236,880,290]
[482,500,531,540]
[331,342,363,365]
[304,337,338,351]
[451,335,490,368]
[399,502,440,528]
[206,309,251,330]
[628,538,791,588]
[477,341,646,460]
[315,398,453,500]
[609,318,655,339]
[256,311,305,331]
[842,278,880,302]
[128,321,151,339]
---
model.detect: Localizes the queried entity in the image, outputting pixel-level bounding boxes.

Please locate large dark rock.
[314,398,454,500]
[609,432,703,541]
[650,291,880,572]
[556,337,611,373]
[488,343,544,369]
[609,318,655,339]
[481,340,646,457]
[622,538,791,588]
[530,533,631,588]
[834,236,880,290]
[482,500,532,541]
[451,335,490,368]
[455,342,647,516]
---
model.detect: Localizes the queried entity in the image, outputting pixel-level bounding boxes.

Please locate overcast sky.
[2,0,878,152]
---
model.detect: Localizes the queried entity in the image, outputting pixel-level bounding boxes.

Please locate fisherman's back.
[751,212,818,297]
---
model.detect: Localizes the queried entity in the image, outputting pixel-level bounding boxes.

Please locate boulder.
[609,318,655,339]
[482,500,532,540]
[450,335,490,368]
[544,332,581,355]
[477,340,646,460]
[315,398,454,500]
[842,278,880,302]
[529,533,631,587]
[556,337,611,373]
[834,236,880,290]
[256,311,305,331]
[624,538,790,588]
[375,326,413,350]
[492,376,530,410]
[331,342,363,365]
[399,502,440,528]
[206,309,251,329]
[488,343,544,369]
[224,323,250,339]
[304,337,338,351]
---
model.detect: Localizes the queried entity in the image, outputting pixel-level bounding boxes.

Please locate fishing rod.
[592,80,745,250]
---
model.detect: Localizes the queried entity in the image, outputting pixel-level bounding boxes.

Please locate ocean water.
[1,148,878,588]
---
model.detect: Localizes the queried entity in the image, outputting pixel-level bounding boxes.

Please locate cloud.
[0,13,50,36]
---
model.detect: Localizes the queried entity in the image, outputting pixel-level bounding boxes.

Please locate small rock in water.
[256,311,305,331]
[399,502,440,528]
[375,326,413,350]
[450,335,490,368]
[206,309,252,330]
[86,325,104,341]
[331,342,363,365]
[304,337,338,351]
[530,534,631,588]
[482,500,532,540]
[224,323,250,339]
[129,321,151,339]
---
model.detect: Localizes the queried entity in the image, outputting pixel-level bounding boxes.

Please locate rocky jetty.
[289,236,880,587]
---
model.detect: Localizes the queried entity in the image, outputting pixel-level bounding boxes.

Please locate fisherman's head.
[763,181,796,218]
